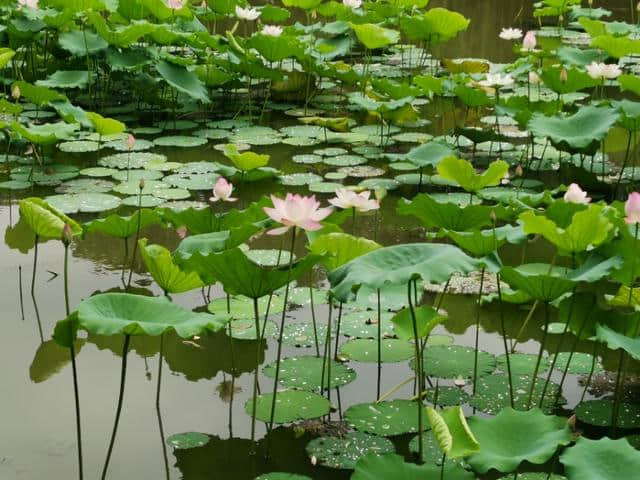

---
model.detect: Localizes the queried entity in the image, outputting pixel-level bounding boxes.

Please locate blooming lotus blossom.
[564,183,591,204]
[343,0,362,8]
[529,71,541,85]
[167,0,183,8]
[499,28,522,40]
[263,193,333,235]
[126,134,136,150]
[235,5,261,20]
[522,31,537,51]
[328,188,380,213]
[18,0,38,8]
[210,177,237,203]
[478,73,514,88]
[262,25,283,37]
[625,192,640,224]
[586,62,622,80]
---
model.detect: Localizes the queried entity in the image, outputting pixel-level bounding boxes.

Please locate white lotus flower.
[262,25,283,37]
[18,0,38,8]
[528,71,541,85]
[343,0,362,8]
[478,73,514,88]
[586,62,622,80]
[235,5,261,20]
[499,28,523,40]
[563,183,591,204]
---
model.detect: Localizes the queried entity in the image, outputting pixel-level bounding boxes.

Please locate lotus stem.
[378,376,415,403]
[121,238,128,285]
[30,234,38,296]
[497,273,514,408]
[267,228,297,436]
[611,349,627,434]
[156,404,170,480]
[511,300,539,353]
[333,302,343,361]
[613,129,632,199]
[527,302,550,409]
[309,286,320,357]
[320,296,333,406]
[472,267,486,396]
[377,288,382,399]
[250,297,260,443]
[579,343,599,404]
[155,333,164,408]
[101,334,131,480]
[18,265,24,321]
[126,188,143,289]
[440,453,446,480]
[408,279,424,463]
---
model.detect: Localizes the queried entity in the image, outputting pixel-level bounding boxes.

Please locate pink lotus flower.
[167,0,183,8]
[522,31,536,51]
[263,193,333,235]
[176,226,188,239]
[126,134,136,150]
[210,177,237,203]
[18,0,38,8]
[329,188,380,212]
[499,28,522,40]
[11,85,20,100]
[564,183,591,204]
[625,192,640,224]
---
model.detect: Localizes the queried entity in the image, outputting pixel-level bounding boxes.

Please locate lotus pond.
[5,0,640,479]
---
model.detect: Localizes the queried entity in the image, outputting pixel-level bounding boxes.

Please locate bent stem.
[250,297,261,444]
[408,279,424,463]
[101,334,131,480]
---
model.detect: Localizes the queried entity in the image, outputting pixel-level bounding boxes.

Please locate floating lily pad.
[207,119,252,129]
[160,200,207,211]
[226,318,277,340]
[281,323,329,348]
[323,154,367,166]
[283,136,320,146]
[325,171,347,180]
[306,432,394,469]
[80,167,118,177]
[0,180,31,190]
[153,135,208,148]
[497,353,550,376]
[337,166,385,178]
[280,173,323,186]
[55,178,115,194]
[208,295,285,320]
[122,195,163,207]
[132,127,163,135]
[256,474,311,480]
[155,120,198,131]
[105,138,153,151]
[45,193,121,213]
[576,399,640,428]
[340,338,414,363]
[177,162,219,174]
[166,432,210,450]
[58,140,100,153]
[339,310,395,339]
[163,173,219,190]
[424,386,470,407]
[193,128,229,140]
[152,188,191,200]
[314,147,348,156]
[309,182,343,193]
[245,390,331,423]
[99,152,166,169]
[287,287,328,306]
[345,399,420,436]
[409,430,464,466]
[113,179,165,195]
[554,352,603,375]
[358,178,400,190]
[112,169,164,182]
[263,356,356,390]
[561,437,640,480]
[292,154,322,164]
[417,345,496,379]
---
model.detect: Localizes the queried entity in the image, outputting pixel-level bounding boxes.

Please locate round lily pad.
[560,437,640,480]
[280,125,323,137]
[45,193,121,214]
[227,318,277,340]
[163,173,219,190]
[208,295,285,320]
[245,390,331,423]
[281,323,329,348]
[105,138,153,151]
[152,188,191,200]
[166,432,210,450]
[497,353,550,376]
[207,119,251,129]
[113,179,165,195]
[314,147,348,156]
[553,352,603,375]
[155,120,198,131]
[262,356,356,390]
[193,128,229,140]
[256,474,311,480]
[177,162,219,174]
[99,152,166,169]
[309,182,343,193]
[292,154,322,164]
[55,178,115,194]
[287,287,327,306]
[122,195,163,207]
[345,399,420,436]
[58,140,100,153]
[0,180,31,190]
[339,310,395,339]
[280,173,323,186]
[325,171,347,180]
[323,155,367,166]
[80,167,118,177]
[409,430,462,466]
[283,136,320,146]
[546,322,567,334]
[132,127,163,135]
[153,135,208,148]
[112,169,164,182]
[160,200,207,211]
[424,386,470,407]
[358,178,400,190]
[427,335,454,346]
[469,374,564,415]
[337,166,385,178]
[340,338,414,363]
[418,345,496,379]
[576,399,640,428]
[306,432,394,469]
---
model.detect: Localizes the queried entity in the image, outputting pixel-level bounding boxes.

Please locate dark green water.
[0,1,635,479]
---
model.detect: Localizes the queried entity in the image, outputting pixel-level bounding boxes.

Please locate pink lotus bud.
[522,31,536,51]
[176,226,188,239]
[139,178,145,190]
[209,177,237,203]
[563,183,591,204]
[62,223,73,245]
[560,67,568,83]
[515,164,524,177]
[625,192,640,224]
[126,134,136,150]
[11,85,20,100]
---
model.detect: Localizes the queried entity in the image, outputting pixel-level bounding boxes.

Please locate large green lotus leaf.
[245,390,330,423]
[426,406,479,459]
[222,144,269,171]
[556,46,607,67]
[19,197,82,238]
[188,247,320,299]
[263,355,356,390]
[36,70,89,89]
[282,0,322,9]
[248,34,303,62]
[350,23,400,50]
[528,106,619,155]
[540,66,599,94]
[12,121,78,145]
[340,338,414,362]
[58,30,108,55]
[519,205,614,254]
[173,231,233,281]
[606,285,640,311]
[352,453,475,480]
[345,400,421,436]
[166,432,209,450]
[86,112,126,136]
[391,305,445,340]
[305,431,394,469]
[328,243,479,302]
[596,324,640,361]
[76,293,227,337]
[560,437,640,479]
[0,48,15,69]
[138,239,203,294]
[575,399,640,428]
[397,194,510,231]
[406,141,457,170]
[156,60,210,104]
[619,74,640,97]
[592,34,640,58]
[417,345,496,379]
[399,8,469,44]
[441,225,526,257]
[84,209,161,238]
[467,408,572,474]
[45,193,122,214]
[309,232,381,271]
[437,157,508,193]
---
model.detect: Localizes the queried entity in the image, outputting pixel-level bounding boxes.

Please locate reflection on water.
[1,1,637,479]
